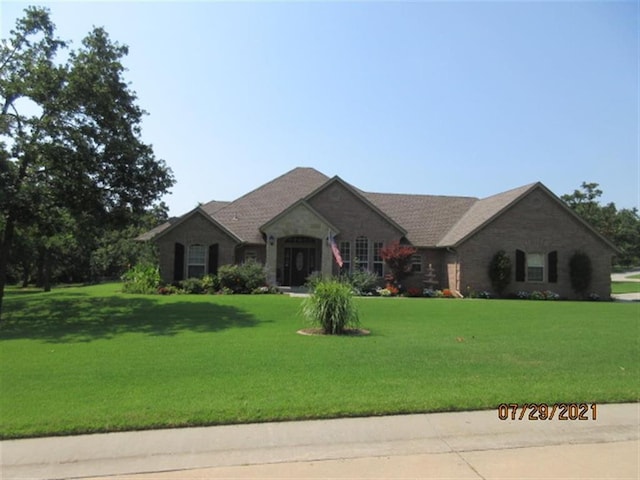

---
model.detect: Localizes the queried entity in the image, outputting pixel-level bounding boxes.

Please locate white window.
[340,241,351,273]
[187,244,206,278]
[411,253,422,273]
[373,241,384,277]
[355,236,369,271]
[527,253,544,282]
[244,250,258,263]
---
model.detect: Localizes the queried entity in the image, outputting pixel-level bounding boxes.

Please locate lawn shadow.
[1,293,264,343]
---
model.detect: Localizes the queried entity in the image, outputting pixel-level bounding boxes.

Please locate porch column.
[265,233,277,286]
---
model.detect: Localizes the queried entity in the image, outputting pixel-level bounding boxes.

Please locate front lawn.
[1,283,638,439]
[612,281,640,294]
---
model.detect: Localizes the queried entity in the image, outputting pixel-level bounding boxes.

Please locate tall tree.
[0,7,174,320]
[561,182,640,267]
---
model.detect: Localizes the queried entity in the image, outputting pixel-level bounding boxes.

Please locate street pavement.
[2,403,638,479]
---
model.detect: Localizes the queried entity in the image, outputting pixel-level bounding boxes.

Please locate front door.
[284,246,317,286]
[290,248,308,286]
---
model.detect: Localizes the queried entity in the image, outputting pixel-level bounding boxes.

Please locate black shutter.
[548,251,558,283]
[515,249,525,282]
[174,243,184,281]
[208,244,219,275]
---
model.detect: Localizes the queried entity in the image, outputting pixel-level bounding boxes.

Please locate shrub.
[569,251,592,297]
[442,289,454,298]
[201,274,220,294]
[406,287,422,297]
[301,279,360,334]
[347,270,379,295]
[305,271,324,291]
[378,288,392,297]
[423,288,438,298]
[179,277,204,294]
[218,261,267,294]
[488,250,512,297]
[121,263,160,294]
[530,290,545,300]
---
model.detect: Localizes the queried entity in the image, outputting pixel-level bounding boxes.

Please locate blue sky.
[2,1,638,216]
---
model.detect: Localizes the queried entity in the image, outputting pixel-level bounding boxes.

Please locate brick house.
[138,167,618,299]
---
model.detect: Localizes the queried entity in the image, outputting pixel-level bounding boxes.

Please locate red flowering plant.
[385,283,400,296]
[442,289,454,298]
[406,287,422,297]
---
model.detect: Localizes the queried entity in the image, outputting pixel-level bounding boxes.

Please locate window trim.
[411,253,423,273]
[187,244,206,279]
[340,241,351,273]
[373,241,384,277]
[355,236,369,271]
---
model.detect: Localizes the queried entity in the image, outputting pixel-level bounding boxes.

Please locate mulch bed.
[297,328,371,336]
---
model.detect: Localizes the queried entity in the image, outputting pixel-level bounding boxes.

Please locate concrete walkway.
[2,403,638,479]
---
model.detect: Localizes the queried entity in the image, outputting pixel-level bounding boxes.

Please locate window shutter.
[548,251,558,283]
[515,249,525,282]
[208,244,219,275]
[174,243,184,281]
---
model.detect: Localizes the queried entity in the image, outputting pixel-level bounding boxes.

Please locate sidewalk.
[2,403,638,479]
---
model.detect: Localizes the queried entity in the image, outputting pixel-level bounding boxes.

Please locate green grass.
[627,273,640,280]
[612,281,640,294]
[1,283,638,439]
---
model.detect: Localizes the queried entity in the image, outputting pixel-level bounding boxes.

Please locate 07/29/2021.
[497,403,597,421]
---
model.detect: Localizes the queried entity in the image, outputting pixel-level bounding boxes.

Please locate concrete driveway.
[612,269,640,301]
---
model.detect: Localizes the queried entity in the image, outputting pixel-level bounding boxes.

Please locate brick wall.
[455,188,616,299]
[156,212,238,283]
[308,181,405,276]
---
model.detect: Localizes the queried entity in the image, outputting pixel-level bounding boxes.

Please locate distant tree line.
[561,182,639,268]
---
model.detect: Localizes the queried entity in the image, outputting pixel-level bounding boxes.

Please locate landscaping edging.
[297,328,371,337]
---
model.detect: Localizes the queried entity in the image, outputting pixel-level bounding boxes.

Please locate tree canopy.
[0,7,175,319]
[561,182,639,267]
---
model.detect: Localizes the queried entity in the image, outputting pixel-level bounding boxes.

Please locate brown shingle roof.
[140,168,558,249]
[437,183,538,247]
[363,192,477,246]
[210,167,330,244]
[135,217,178,241]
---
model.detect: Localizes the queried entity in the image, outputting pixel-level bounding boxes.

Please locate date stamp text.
[497,403,597,421]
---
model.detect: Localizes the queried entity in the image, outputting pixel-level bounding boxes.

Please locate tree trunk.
[43,250,52,292]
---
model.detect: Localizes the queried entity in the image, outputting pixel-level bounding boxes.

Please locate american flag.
[329,232,343,268]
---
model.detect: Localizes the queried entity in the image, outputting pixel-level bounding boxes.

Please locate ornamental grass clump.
[302,279,359,334]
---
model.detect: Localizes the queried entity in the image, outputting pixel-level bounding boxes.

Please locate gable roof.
[260,199,341,234]
[306,176,408,236]
[136,206,242,243]
[208,167,330,244]
[437,182,620,252]
[140,167,619,252]
[437,183,538,247]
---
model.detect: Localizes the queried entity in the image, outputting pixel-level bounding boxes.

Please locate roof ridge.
[364,190,480,201]
[213,167,329,215]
